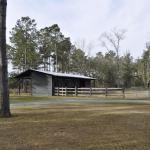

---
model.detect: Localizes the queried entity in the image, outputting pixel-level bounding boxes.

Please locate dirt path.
[10,98,150,108]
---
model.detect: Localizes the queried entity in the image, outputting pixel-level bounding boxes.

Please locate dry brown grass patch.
[0,104,150,150]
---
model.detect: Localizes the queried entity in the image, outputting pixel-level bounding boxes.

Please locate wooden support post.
[75,86,78,96]
[90,87,92,96]
[148,87,150,100]
[30,76,33,96]
[57,87,59,96]
[62,87,64,96]
[94,80,96,88]
[65,87,67,96]
[18,79,21,96]
[123,88,125,99]
[105,88,108,97]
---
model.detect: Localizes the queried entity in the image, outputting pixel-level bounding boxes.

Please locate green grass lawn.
[0,103,150,150]
[10,95,101,103]
[10,95,51,103]
[10,89,150,103]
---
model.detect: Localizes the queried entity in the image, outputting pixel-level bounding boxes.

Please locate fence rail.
[54,87,125,97]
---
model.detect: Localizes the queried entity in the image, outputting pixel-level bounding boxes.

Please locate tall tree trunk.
[0,0,11,117]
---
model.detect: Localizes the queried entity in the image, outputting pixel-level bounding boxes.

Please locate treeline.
[8,17,150,88]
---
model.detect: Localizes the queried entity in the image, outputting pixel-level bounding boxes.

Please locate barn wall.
[32,72,52,96]
[53,77,92,88]
[85,80,91,87]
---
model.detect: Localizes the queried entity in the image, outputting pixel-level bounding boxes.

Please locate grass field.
[0,100,150,150]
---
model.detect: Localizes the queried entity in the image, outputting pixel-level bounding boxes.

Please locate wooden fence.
[54,87,125,97]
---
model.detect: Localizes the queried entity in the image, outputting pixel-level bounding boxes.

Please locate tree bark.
[0,0,11,117]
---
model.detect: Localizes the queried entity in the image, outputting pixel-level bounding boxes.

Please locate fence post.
[90,87,92,96]
[62,88,63,96]
[105,88,108,97]
[75,86,78,96]
[123,88,125,99]
[148,87,150,100]
[57,87,59,96]
[18,82,21,96]
[65,87,67,96]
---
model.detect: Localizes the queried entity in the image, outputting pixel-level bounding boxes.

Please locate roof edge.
[15,69,96,80]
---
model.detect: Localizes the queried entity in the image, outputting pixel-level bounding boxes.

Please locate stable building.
[16,69,95,96]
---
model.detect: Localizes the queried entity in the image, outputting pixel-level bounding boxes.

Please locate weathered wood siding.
[84,80,91,87]
[32,72,52,96]
[53,77,91,88]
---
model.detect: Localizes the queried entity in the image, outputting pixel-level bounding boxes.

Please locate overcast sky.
[7,0,150,59]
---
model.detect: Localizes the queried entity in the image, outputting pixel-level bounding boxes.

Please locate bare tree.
[100,28,126,87]
[0,0,11,117]
[86,42,94,76]
[75,38,86,51]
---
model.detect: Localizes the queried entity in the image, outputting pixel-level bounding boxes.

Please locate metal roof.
[16,69,96,80]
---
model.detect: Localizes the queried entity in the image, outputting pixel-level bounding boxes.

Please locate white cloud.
[7,0,150,59]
